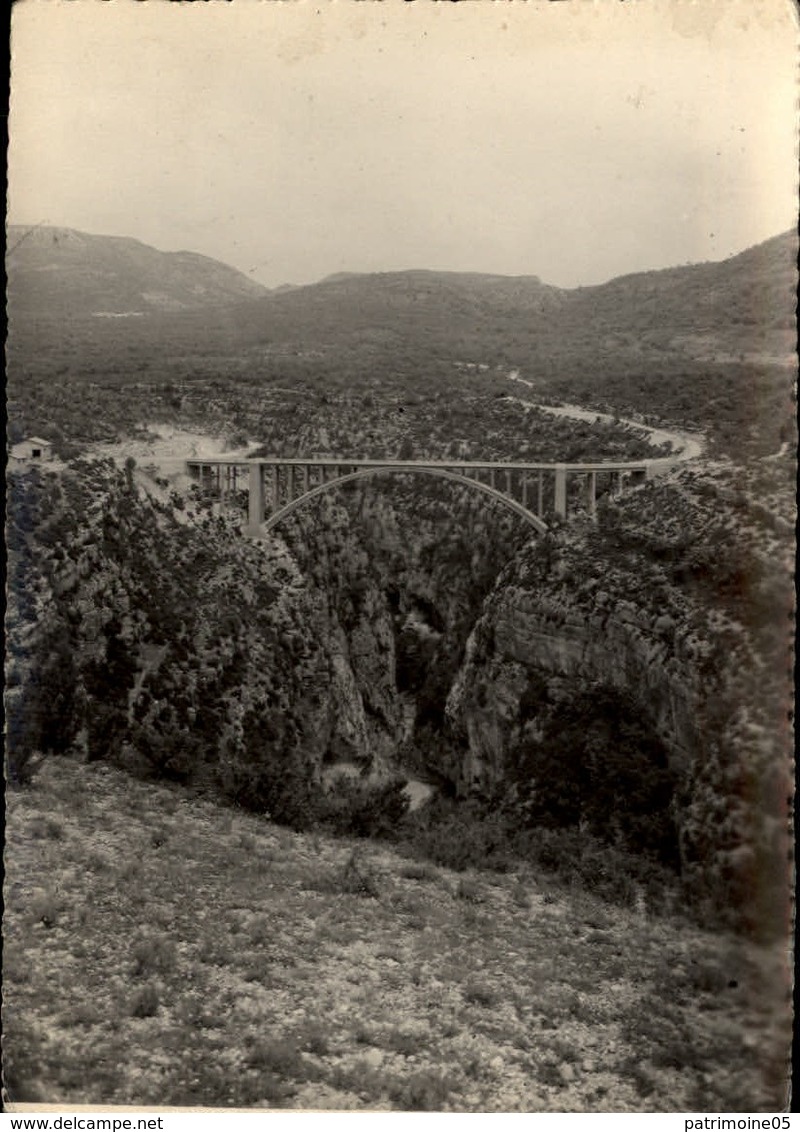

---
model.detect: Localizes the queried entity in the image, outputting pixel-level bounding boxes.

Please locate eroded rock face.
[446,586,698,792]
[278,482,533,779]
[434,465,792,934]
[324,648,370,763]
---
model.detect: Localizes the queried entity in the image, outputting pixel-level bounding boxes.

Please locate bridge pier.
[587,471,597,518]
[270,464,279,510]
[554,465,567,518]
[248,463,265,534]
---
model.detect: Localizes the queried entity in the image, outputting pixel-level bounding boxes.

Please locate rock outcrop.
[446,585,699,793]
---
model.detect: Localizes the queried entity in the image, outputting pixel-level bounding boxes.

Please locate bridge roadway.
[185,454,672,536]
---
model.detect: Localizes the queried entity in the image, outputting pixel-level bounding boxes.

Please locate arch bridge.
[185,455,671,536]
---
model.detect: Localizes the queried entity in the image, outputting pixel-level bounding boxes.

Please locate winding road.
[506,370,706,464]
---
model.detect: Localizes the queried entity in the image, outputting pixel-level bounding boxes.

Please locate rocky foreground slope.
[4,756,792,1111]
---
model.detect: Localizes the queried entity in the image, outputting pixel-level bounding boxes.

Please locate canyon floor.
[3,756,793,1112]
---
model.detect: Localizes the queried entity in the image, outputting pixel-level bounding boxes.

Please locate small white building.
[10,437,54,464]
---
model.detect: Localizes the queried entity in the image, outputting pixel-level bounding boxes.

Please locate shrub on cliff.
[83,616,139,763]
[402,795,516,873]
[321,776,410,840]
[5,623,80,785]
[219,754,323,831]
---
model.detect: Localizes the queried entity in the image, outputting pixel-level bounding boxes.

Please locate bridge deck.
[186,456,663,473]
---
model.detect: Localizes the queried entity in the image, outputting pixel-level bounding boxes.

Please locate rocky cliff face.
[275,479,532,775]
[446,584,699,793]
[5,461,360,800]
[437,459,792,931]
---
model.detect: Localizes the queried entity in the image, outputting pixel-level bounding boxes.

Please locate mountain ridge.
[6,224,796,386]
[8,222,796,316]
[6,224,271,315]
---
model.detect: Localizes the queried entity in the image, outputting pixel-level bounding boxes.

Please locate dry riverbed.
[4,757,792,1112]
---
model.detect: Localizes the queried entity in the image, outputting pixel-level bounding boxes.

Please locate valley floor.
[3,757,792,1112]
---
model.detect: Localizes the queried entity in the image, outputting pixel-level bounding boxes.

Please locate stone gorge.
[5,227,796,942]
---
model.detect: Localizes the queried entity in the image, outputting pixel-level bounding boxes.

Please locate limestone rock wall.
[445,584,699,792]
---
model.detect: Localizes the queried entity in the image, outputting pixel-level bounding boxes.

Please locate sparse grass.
[462,981,502,1009]
[399,861,440,883]
[381,1028,428,1056]
[118,858,143,883]
[174,995,216,1030]
[29,815,66,841]
[29,889,61,929]
[86,850,111,874]
[395,893,433,928]
[294,1020,331,1057]
[537,1061,565,1088]
[148,903,178,930]
[511,880,533,908]
[353,1022,378,1045]
[197,935,234,967]
[60,1002,103,1029]
[241,955,273,984]
[244,1037,304,1077]
[336,848,383,898]
[130,983,160,1019]
[455,876,486,904]
[246,916,271,945]
[389,1069,456,1111]
[3,955,32,987]
[328,1060,386,1103]
[131,933,177,978]
[150,825,170,849]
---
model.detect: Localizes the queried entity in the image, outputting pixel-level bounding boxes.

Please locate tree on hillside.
[5,621,80,784]
[512,686,678,865]
[83,615,138,762]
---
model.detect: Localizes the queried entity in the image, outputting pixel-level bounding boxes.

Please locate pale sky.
[7,0,799,289]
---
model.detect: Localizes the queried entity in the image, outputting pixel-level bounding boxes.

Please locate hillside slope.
[6,225,270,316]
[236,230,797,363]
[240,268,566,352]
[4,756,791,1111]
[561,229,798,361]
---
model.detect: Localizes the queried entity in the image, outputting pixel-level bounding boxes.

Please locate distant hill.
[214,232,798,365]
[559,229,798,363]
[6,225,270,317]
[228,268,566,355]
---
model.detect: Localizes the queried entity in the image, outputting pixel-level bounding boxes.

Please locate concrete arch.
[259,465,549,535]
